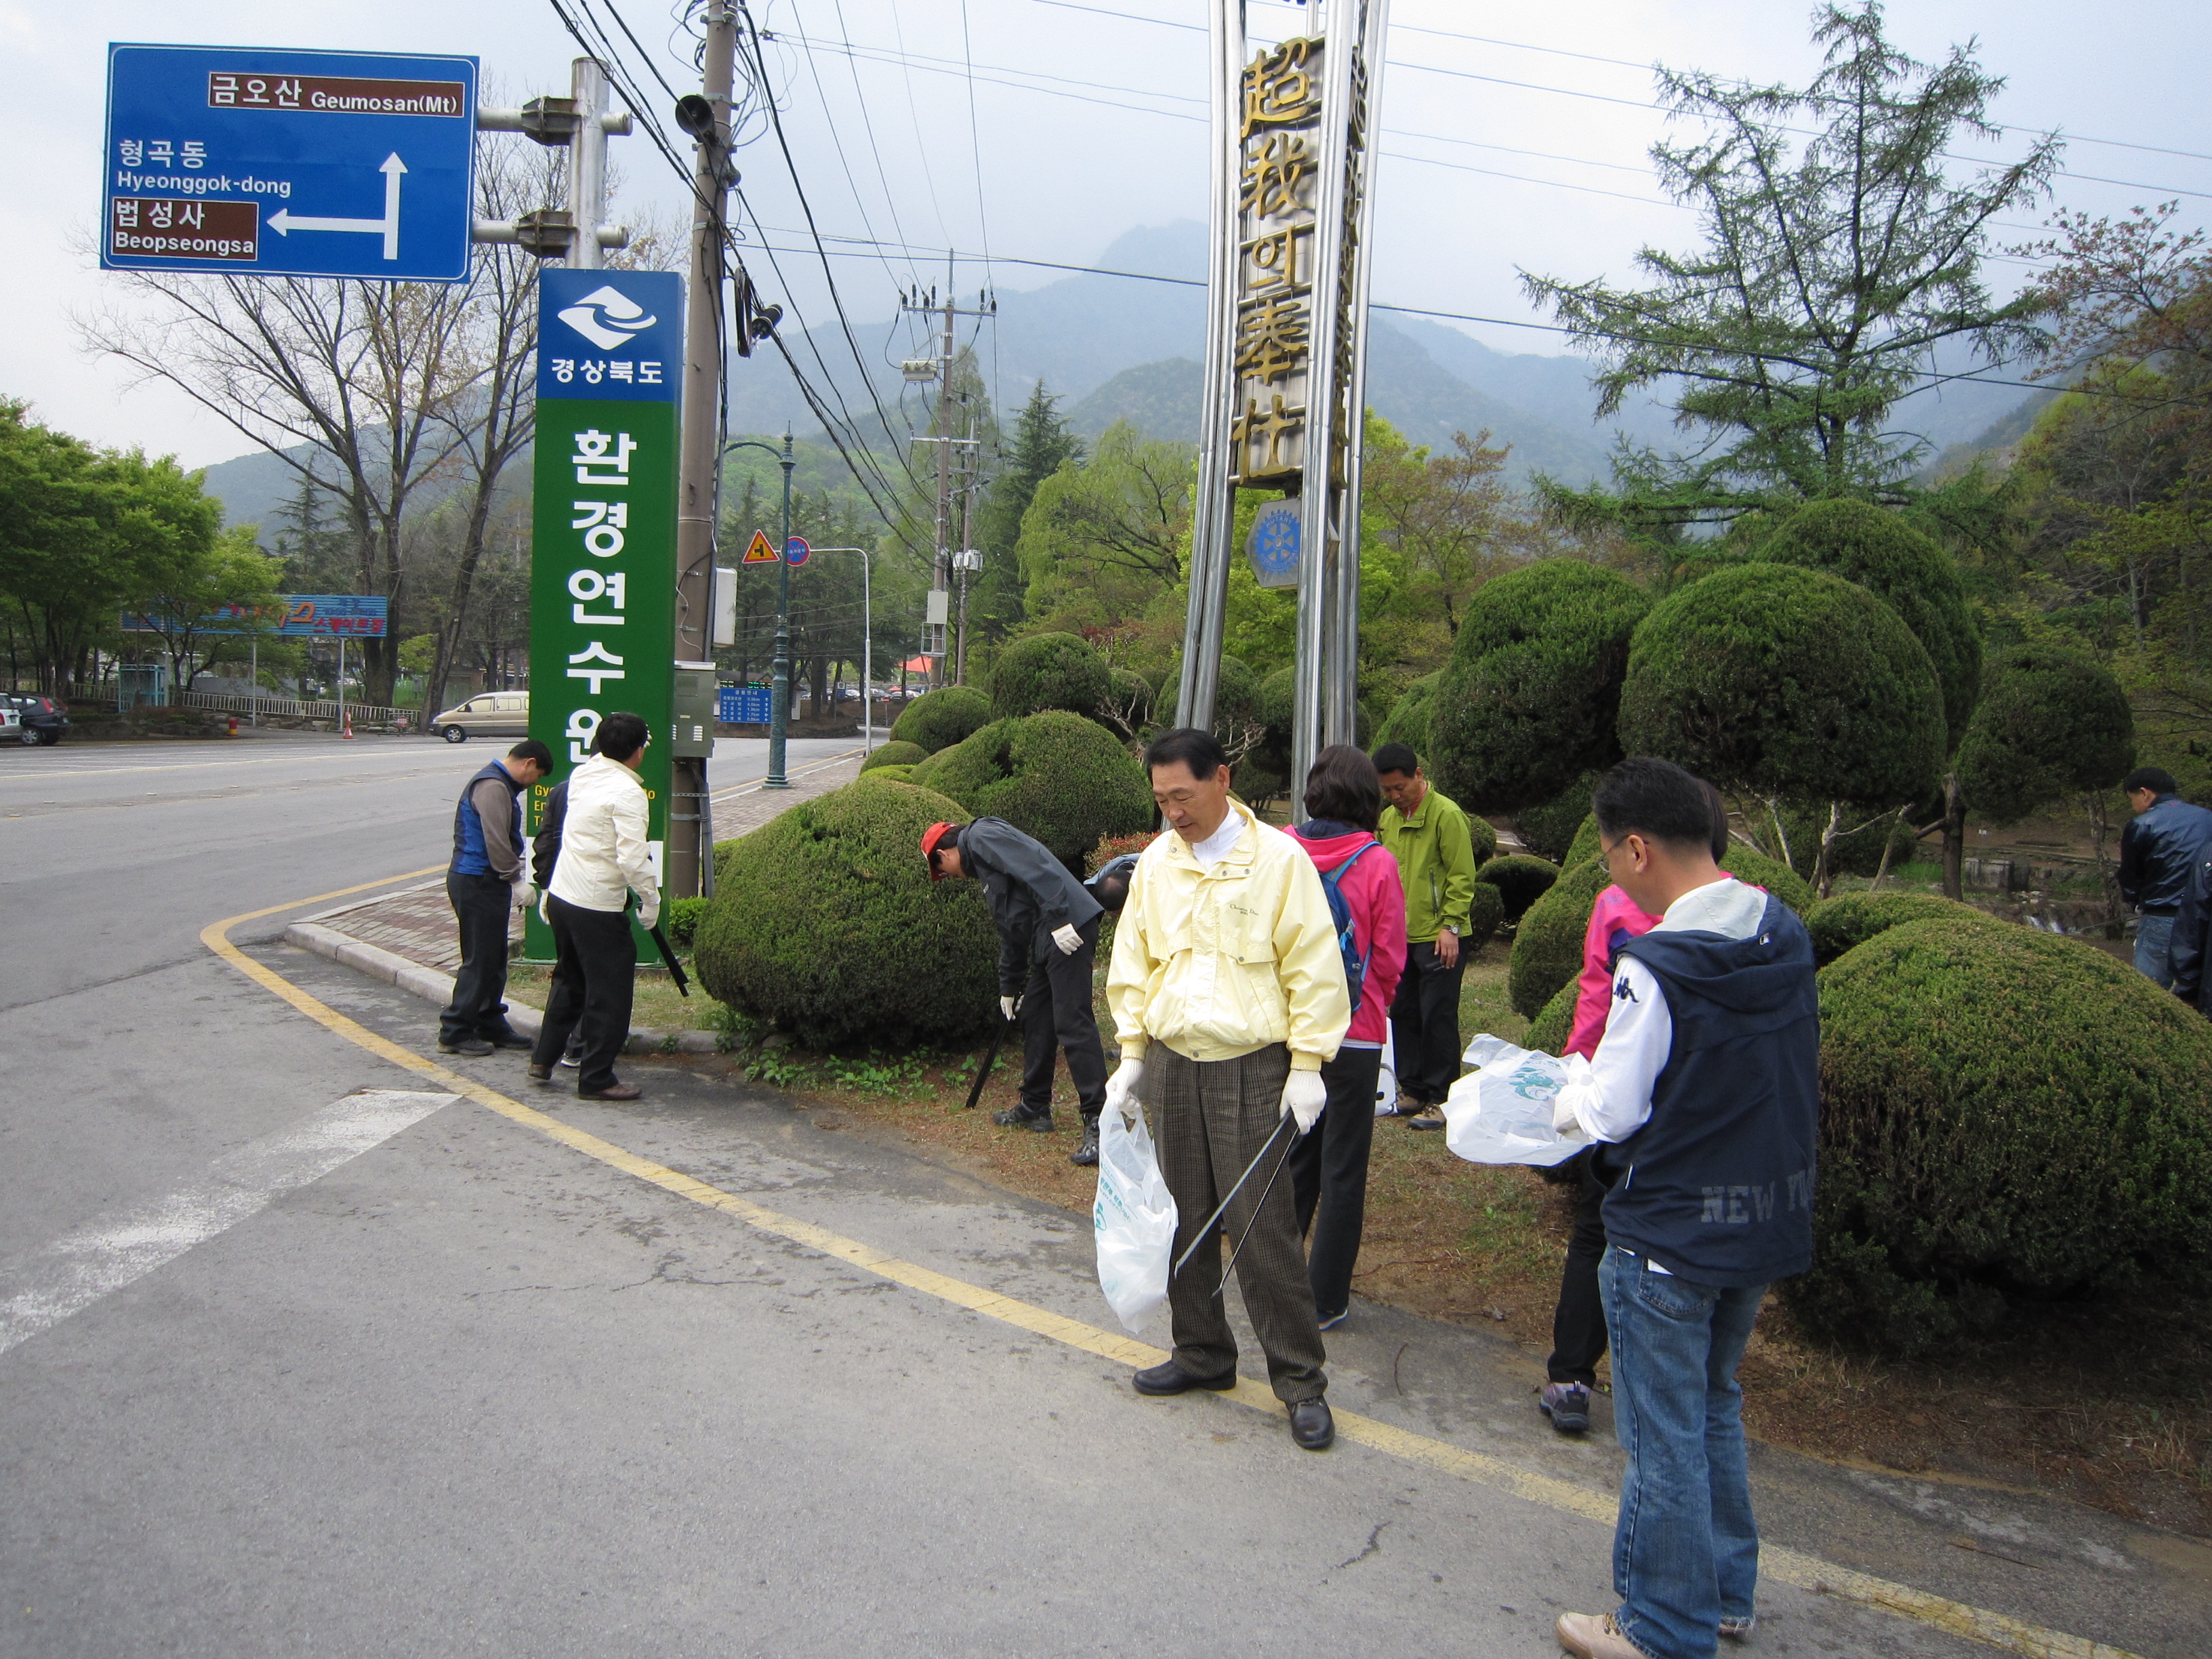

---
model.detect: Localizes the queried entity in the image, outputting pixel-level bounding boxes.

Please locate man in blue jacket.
[1546,758,1819,1659]
[439,739,551,1056]
[2118,767,2212,987]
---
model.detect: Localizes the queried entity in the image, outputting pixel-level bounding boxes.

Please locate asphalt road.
[0,735,2197,1658]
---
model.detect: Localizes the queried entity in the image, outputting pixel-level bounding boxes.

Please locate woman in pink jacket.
[1288,744,1408,1330]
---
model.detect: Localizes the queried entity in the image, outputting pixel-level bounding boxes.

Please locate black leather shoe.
[1133,1360,1236,1396]
[1070,1118,1101,1166]
[438,1036,494,1057]
[1289,1397,1334,1450]
[526,1063,553,1084]
[484,1030,533,1050]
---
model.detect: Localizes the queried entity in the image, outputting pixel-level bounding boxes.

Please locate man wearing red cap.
[925,817,1110,1163]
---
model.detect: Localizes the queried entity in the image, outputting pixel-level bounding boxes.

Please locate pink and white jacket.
[1291,823,1408,1049]
[1567,884,1662,1060]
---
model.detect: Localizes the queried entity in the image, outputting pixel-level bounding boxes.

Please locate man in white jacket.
[527,710,660,1100]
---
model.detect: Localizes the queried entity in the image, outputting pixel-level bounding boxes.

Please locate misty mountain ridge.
[199,219,2043,528]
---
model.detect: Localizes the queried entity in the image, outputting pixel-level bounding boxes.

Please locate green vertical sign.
[525,270,682,962]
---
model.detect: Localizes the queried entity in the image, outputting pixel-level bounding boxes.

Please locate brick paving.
[311,751,865,975]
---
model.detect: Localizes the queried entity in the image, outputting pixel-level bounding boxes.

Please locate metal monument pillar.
[1182,0,1387,795]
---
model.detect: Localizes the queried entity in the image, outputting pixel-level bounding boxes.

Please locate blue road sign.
[537,268,684,404]
[785,537,811,566]
[103,43,477,282]
[720,687,772,724]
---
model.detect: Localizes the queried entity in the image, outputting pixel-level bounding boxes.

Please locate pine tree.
[972,382,1083,636]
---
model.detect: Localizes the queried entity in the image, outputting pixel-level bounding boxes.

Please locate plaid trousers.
[1147,1042,1327,1404]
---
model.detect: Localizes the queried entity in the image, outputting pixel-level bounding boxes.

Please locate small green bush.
[1508,845,1813,1018]
[861,739,928,772]
[693,779,998,1048]
[890,685,994,754]
[909,711,1154,865]
[1565,813,1601,866]
[1462,880,1506,955]
[662,895,710,950]
[1476,854,1560,923]
[1513,776,1598,863]
[989,630,1111,720]
[1523,979,1578,1058]
[863,763,915,782]
[1430,560,1652,812]
[1791,920,2212,1355]
[1374,672,1439,757]
[1801,890,2005,967]
[1955,643,2136,823]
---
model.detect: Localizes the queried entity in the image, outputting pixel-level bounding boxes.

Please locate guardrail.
[182,689,410,729]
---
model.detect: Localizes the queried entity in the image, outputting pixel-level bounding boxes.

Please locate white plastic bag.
[1441,1036,1589,1168]
[1094,1101,1179,1334]
[1374,1020,1399,1115]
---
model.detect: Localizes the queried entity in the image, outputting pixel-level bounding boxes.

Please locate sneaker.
[1555,1612,1646,1659]
[438,1036,494,1057]
[992,1103,1054,1132]
[1719,1615,1756,1641]
[1070,1118,1101,1166]
[1540,1381,1592,1434]
[1317,1308,1348,1332]
[558,1044,581,1069]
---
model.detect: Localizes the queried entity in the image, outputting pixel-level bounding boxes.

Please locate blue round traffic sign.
[785,536,811,566]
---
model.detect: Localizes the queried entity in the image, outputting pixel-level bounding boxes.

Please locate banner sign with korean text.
[526,268,682,963]
[120,593,389,636]
[102,43,476,282]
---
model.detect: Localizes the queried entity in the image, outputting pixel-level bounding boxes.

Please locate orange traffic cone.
[342,716,354,739]
[227,714,239,736]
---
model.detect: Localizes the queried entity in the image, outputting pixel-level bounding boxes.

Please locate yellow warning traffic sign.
[741,530,779,564]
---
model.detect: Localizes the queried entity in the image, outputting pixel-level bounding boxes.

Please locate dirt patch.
[657,941,2211,1540]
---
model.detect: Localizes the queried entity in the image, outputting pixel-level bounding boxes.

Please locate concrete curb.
[283,920,721,1056]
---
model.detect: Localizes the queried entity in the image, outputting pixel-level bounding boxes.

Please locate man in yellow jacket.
[1106,727,1351,1450]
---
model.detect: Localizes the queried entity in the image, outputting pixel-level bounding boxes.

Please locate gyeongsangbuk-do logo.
[556,284,659,351]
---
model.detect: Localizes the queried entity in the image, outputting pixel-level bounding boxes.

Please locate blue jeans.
[2136,912,2177,988]
[1599,1246,1765,1659]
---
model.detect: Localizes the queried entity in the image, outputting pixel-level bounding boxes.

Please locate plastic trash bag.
[1094,1101,1179,1334]
[1374,1020,1399,1116]
[1441,1036,1589,1168]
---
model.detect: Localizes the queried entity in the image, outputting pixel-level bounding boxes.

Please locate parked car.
[430,691,529,743]
[3,693,68,745]
[0,705,19,742]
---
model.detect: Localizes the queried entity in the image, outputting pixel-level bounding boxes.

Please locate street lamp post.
[809,549,874,755]
[724,432,796,788]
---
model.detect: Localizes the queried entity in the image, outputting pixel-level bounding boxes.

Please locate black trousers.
[1547,1151,1613,1387]
[1390,939,1466,1105]
[528,895,635,1094]
[440,871,516,1044]
[1019,916,1109,1120]
[1289,1044,1383,1322]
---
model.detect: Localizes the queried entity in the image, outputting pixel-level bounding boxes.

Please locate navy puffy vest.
[1601,893,1820,1289]
[451,760,522,876]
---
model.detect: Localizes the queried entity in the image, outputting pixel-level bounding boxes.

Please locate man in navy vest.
[1547,758,1818,1659]
[438,739,552,1057]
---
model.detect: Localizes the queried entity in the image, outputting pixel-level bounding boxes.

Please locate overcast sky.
[12,0,2209,471]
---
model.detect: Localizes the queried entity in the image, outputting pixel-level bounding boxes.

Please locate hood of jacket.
[1620,894,1814,1021]
[1292,823,1378,873]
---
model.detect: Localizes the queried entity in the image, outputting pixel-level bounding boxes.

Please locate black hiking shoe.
[1071,1117,1101,1166]
[992,1103,1054,1132]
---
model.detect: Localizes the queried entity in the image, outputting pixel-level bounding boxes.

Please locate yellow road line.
[204,885,2142,1659]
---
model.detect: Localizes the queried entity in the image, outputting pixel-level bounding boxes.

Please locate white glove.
[1051,923,1083,956]
[1280,1068,1328,1134]
[514,882,538,909]
[638,897,661,931]
[538,893,552,928]
[1000,994,1022,1021]
[1103,1057,1145,1120]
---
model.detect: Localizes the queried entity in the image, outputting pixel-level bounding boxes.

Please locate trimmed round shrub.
[1791,920,2212,1355]
[1803,890,2005,968]
[861,739,928,772]
[1955,643,2136,824]
[890,685,994,754]
[1430,561,1652,812]
[1099,665,1155,736]
[1507,846,1813,1019]
[1374,672,1439,757]
[1514,775,1598,863]
[1523,978,1578,1058]
[1761,499,1982,749]
[694,778,998,1048]
[909,711,1153,865]
[863,763,915,782]
[1461,880,1507,956]
[662,895,710,951]
[989,630,1111,720]
[1619,563,1946,811]
[1156,651,1261,734]
[1565,812,1601,867]
[1476,854,1559,923]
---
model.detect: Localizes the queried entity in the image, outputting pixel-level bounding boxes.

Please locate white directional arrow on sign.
[267,153,407,260]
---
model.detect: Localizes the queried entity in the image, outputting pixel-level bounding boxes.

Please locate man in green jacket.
[1373,742,1480,1129]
